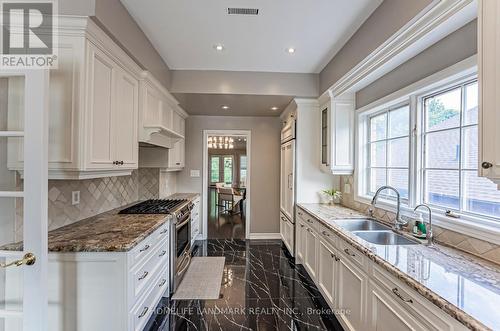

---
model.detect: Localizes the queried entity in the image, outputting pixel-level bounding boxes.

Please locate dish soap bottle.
[412,212,427,239]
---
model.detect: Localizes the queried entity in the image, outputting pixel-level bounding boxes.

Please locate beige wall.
[356,19,477,108]
[319,0,433,93]
[177,116,282,235]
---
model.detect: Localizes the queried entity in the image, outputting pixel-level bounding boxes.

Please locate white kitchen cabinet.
[317,238,338,306]
[304,225,318,280]
[318,92,355,175]
[280,139,295,220]
[478,0,500,188]
[296,219,306,263]
[337,248,368,331]
[7,17,142,179]
[280,213,294,254]
[191,197,201,244]
[368,283,428,331]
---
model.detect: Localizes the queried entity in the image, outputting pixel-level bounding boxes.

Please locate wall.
[319,0,433,93]
[356,19,478,108]
[177,116,282,235]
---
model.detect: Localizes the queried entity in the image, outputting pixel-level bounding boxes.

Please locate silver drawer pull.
[392,288,413,303]
[140,245,150,252]
[159,250,167,257]
[160,228,168,235]
[138,307,149,318]
[159,279,167,288]
[138,271,149,281]
[344,248,356,257]
[322,231,330,237]
[307,219,313,223]
[298,211,303,216]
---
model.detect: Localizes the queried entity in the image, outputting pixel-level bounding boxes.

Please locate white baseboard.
[248,233,281,240]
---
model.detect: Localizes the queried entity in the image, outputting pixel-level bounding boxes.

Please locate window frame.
[354,59,500,245]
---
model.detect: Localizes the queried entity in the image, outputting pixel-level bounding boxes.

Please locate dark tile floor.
[145,239,344,331]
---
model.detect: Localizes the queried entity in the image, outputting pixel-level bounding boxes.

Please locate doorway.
[202,130,250,239]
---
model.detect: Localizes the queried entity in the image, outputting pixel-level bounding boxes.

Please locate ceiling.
[121,0,381,73]
[173,93,293,117]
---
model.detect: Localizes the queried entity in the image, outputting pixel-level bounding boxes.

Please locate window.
[209,155,234,185]
[240,155,247,187]
[366,105,410,200]
[422,80,500,218]
[358,75,500,224]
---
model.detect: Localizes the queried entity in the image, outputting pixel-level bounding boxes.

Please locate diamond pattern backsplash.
[339,175,500,266]
[15,169,174,241]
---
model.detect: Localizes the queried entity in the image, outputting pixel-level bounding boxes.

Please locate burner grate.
[119,199,188,214]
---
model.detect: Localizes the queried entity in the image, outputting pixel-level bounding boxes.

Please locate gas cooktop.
[119,199,189,215]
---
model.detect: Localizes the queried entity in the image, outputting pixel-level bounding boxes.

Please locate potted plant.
[322,189,342,205]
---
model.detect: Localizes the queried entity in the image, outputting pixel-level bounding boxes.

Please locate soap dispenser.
[412,212,427,239]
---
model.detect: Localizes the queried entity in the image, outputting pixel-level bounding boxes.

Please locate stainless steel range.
[120,198,194,293]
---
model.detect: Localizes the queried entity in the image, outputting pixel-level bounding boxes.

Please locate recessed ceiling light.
[271,106,279,111]
[287,47,295,54]
[214,44,224,51]
[221,105,230,110]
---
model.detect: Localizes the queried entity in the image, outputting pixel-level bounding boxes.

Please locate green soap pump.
[412,212,427,239]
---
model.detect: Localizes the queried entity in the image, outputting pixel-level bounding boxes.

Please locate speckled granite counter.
[0,204,170,253]
[167,192,200,202]
[298,203,500,331]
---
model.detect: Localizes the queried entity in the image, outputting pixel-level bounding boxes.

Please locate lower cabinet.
[191,197,201,244]
[294,207,468,331]
[46,223,170,331]
[336,250,368,331]
[280,213,294,254]
[304,225,318,279]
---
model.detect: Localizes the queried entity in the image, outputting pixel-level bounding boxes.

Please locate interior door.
[0,70,49,331]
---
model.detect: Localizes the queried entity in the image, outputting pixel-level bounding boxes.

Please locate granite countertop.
[167,192,200,202]
[298,203,500,331]
[0,204,170,253]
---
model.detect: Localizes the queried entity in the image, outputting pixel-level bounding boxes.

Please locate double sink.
[333,219,418,246]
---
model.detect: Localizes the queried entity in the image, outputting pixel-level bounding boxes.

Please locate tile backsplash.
[14,169,177,241]
[340,175,500,266]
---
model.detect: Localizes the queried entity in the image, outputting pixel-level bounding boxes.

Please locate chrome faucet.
[371,186,407,231]
[414,204,433,246]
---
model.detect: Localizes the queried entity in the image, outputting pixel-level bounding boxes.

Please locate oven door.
[172,212,191,292]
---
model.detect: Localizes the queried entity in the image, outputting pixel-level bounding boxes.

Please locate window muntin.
[367,105,410,200]
[422,80,500,219]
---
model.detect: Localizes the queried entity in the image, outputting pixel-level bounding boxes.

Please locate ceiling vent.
[227,8,259,15]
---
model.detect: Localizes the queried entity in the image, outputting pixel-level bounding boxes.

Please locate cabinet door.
[168,139,184,169]
[304,227,317,280]
[317,239,337,305]
[114,68,139,169]
[85,44,116,169]
[172,111,184,136]
[296,221,306,263]
[280,140,295,220]
[479,0,500,187]
[369,284,428,331]
[337,253,368,331]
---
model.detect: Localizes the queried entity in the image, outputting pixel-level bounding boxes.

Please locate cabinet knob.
[138,271,149,281]
[112,161,117,165]
[120,161,124,165]
[176,162,181,165]
[482,162,493,169]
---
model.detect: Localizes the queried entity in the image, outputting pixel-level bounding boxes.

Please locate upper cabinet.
[319,92,355,175]
[478,0,500,188]
[138,72,188,171]
[7,18,142,179]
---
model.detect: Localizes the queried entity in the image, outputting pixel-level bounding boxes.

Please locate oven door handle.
[176,252,191,277]
[175,214,191,230]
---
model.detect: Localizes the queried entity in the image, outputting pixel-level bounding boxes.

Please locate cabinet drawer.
[338,239,365,268]
[130,223,169,267]
[318,223,338,248]
[297,208,319,232]
[132,239,168,304]
[371,266,454,331]
[131,268,167,331]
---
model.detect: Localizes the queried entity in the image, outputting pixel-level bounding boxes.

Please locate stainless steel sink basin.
[353,231,418,245]
[334,219,390,232]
